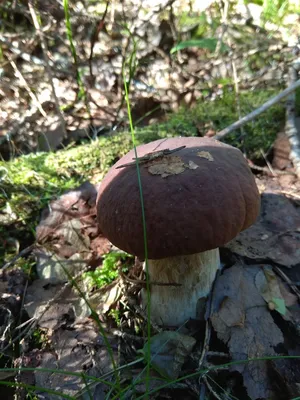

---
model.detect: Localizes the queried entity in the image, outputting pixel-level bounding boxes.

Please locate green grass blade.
[122,58,151,397]
[62,0,90,113]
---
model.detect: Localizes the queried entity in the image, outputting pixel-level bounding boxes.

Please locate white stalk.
[141,249,220,326]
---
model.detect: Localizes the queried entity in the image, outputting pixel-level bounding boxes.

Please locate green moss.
[83,251,133,289]
[167,88,285,158]
[178,12,209,38]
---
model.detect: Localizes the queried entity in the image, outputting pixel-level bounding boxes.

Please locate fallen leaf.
[211,264,284,399]
[142,331,196,380]
[24,279,91,329]
[89,278,123,315]
[36,181,99,243]
[35,248,89,282]
[147,156,186,178]
[255,266,287,315]
[34,320,118,399]
[197,151,214,161]
[227,193,300,267]
[56,219,90,251]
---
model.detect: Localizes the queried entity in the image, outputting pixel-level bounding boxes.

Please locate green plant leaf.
[272,297,287,315]
[170,38,229,54]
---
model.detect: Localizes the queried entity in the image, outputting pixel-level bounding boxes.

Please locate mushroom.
[96,137,260,326]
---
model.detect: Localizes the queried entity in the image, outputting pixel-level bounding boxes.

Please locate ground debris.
[227,193,300,267]
[142,331,196,380]
[33,319,119,400]
[35,181,110,281]
[210,263,300,399]
[24,279,91,329]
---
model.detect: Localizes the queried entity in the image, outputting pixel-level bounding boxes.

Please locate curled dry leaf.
[36,181,99,243]
[227,193,300,267]
[35,181,111,281]
[36,181,110,261]
[89,277,124,315]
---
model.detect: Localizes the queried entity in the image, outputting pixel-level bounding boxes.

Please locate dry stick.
[216,78,300,140]
[202,375,223,400]
[9,57,47,118]
[1,244,35,270]
[89,0,109,78]
[215,0,229,56]
[260,148,276,176]
[198,270,222,399]
[223,0,248,156]
[285,61,300,177]
[28,0,67,140]
[273,266,300,301]
[247,160,296,176]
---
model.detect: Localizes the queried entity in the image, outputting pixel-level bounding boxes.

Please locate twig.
[260,149,276,176]
[247,160,296,176]
[8,57,47,118]
[198,296,213,371]
[273,266,300,301]
[116,146,186,169]
[112,329,145,343]
[28,0,67,139]
[216,79,300,140]
[285,60,300,177]
[202,375,224,400]
[207,351,231,359]
[89,0,109,78]
[1,244,35,271]
[280,190,300,200]
[198,270,222,399]
[215,0,229,56]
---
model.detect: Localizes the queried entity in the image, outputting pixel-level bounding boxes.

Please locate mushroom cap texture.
[96,137,260,259]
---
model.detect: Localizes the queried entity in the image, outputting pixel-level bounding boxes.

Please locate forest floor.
[1,1,300,399]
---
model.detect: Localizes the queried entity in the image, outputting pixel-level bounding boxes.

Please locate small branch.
[202,375,224,400]
[247,160,296,176]
[89,0,109,78]
[216,79,300,140]
[1,244,35,271]
[9,57,47,118]
[215,0,229,56]
[285,60,300,177]
[273,266,300,301]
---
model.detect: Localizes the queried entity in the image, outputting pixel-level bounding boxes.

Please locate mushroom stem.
[141,249,220,326]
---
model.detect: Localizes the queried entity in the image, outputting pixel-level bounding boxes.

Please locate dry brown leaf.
[34,320,118,399]
[227,193,300,267]
[89,278,123,315]
[142,331,196,380]
[211,264,284,399]
[24,279,91,329]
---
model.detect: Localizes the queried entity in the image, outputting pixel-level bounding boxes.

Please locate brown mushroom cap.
[96,137,260,259]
